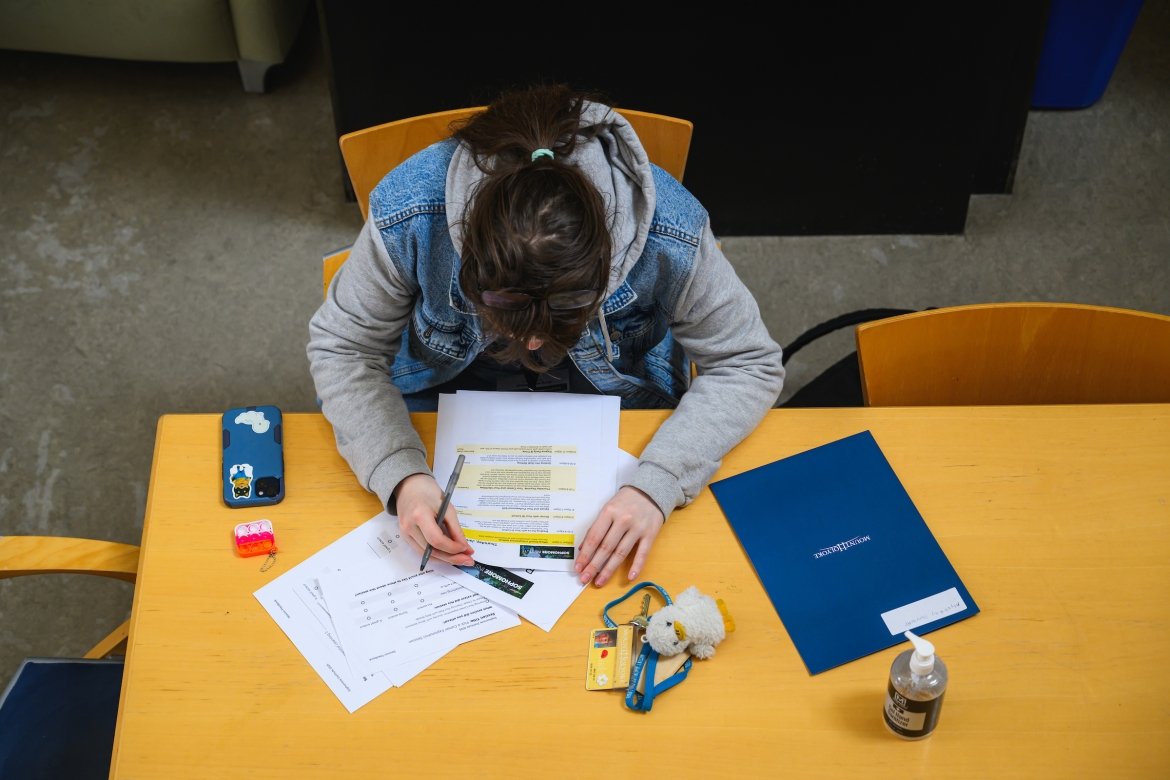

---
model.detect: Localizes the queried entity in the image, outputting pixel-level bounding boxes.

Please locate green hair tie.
[530,148,554,162]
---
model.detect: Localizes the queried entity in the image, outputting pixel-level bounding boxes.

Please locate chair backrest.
[324,106,694,297]
[340,106,485,224]
[855,302,1170,406]
[0,536,139,658]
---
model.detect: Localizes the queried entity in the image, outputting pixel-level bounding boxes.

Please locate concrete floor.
[2,4,1168,689]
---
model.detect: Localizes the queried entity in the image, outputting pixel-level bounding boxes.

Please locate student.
[308,84,784,587]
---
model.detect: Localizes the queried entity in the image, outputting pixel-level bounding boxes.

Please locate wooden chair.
[855,302,1170,406]
[1,536,139,657]
[324,106,694,297]
[0,536,139,778]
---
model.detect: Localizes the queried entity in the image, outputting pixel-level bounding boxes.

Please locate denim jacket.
[309,128,783,521]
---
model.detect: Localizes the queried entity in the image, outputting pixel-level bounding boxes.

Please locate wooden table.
[111,406,1170,779]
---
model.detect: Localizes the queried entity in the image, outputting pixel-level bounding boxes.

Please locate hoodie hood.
[445,101,657,298]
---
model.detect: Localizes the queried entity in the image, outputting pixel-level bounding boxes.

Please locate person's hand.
[394,473,474,566]
[575,486,665,587]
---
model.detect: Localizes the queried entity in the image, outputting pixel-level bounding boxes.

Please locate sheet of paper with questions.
[254,512,512,711]
[317,535,520,679]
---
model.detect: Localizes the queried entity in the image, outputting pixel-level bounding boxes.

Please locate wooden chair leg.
[84,618,130,659]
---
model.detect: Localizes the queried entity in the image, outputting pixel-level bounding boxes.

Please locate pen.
[419,453,465,571]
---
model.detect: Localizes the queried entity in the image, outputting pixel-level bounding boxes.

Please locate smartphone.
[222,405,284,507]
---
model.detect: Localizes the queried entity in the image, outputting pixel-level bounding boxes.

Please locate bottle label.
[883,681,944,738]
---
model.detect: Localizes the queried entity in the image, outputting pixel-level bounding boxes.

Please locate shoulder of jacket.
[369,139,457,226]
[648,165,707,246]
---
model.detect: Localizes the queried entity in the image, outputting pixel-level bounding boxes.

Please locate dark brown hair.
[453,84,613,372]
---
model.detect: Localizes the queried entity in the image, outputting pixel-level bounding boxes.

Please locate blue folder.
[710,430,979,674]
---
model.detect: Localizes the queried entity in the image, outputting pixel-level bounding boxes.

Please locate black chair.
[778,308,920,407]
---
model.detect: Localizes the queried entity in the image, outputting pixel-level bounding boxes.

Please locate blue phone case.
[222,405,284,507]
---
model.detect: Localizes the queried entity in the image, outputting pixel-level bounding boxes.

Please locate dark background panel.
[317,3,1049,235]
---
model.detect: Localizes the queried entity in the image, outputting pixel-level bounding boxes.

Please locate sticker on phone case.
[234,409,270,433]
[229,463,254,499]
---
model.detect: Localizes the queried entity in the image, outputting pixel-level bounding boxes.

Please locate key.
[630,593,651,629]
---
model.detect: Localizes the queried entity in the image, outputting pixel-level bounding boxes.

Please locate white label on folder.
[881,587,967,635]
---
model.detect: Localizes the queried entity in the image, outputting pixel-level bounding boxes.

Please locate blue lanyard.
[599,581,692,712]
[601,581,672,628]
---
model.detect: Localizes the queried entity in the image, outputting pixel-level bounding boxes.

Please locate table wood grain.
[111,406,1170,779]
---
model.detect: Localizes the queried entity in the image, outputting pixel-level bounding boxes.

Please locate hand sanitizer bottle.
[883,630,948,739]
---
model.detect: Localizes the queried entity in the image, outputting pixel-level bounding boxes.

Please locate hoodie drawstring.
[597,307,616,362]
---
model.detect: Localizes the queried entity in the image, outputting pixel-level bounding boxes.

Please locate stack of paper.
[255,391,635,712]
[254,513,518,712]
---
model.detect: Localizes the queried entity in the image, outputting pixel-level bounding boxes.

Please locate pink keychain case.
[233,519,276,557]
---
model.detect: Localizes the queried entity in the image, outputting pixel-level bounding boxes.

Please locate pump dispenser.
[908,632,935,676]
[882,630,948,739]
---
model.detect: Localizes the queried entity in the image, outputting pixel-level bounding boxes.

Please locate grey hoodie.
[308,103,784,520]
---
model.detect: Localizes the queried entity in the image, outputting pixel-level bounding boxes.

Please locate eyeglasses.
[480,289,598,311]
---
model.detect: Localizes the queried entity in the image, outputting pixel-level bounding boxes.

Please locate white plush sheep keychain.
[643,585,735,659]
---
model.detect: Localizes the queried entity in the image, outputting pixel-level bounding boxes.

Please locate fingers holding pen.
[426,499,473,564]
[395,473,474,566]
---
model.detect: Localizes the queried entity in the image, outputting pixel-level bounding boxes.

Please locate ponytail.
[454,84,613,373]
[452,83,607,173]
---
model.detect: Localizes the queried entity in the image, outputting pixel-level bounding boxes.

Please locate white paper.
[255,512,497,711]
[433,391,620,572]
[318,538,520,679]
[880,587,968,635]
[440,448,641,630]
[254,514,405,711]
